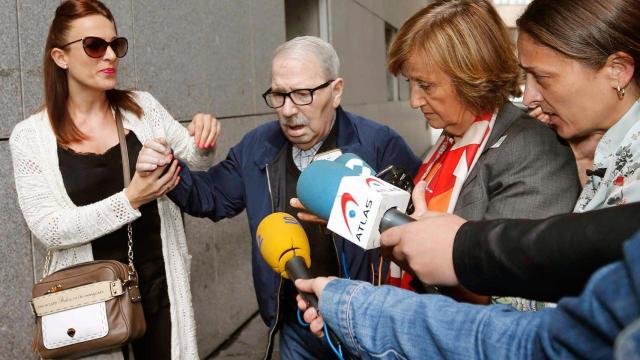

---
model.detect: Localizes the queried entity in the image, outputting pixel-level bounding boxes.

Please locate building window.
[285,0,320,40]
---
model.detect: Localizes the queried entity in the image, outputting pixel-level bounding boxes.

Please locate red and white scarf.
[387,111,496,289]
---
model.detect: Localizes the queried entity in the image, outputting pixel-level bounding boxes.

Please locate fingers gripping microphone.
[297,156,413,250]
[256,212,318,308]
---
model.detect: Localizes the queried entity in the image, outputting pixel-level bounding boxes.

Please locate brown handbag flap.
[33,260,128,298]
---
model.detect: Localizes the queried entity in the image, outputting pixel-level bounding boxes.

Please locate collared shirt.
[291,113,336,171]
[575,98,640,212]
[292,141,323,171]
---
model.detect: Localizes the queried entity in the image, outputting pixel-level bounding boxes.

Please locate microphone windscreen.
[334,153,376,175]
[256,212,311,278]
[297,160,358,220]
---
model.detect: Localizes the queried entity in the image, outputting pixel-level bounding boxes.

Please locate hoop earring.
[617,85,626,100]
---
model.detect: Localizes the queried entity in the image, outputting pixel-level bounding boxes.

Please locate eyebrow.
[405,74,429,83]
[518,63,533,72]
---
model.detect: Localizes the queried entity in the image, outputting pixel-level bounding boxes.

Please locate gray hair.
[273,36,340,79]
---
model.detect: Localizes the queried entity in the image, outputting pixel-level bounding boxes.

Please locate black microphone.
[379,208,415,233]
[284,256,318,309]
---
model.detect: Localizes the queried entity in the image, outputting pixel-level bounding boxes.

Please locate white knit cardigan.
[10,91,214,359]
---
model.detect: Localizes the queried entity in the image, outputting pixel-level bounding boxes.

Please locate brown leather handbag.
[31,112,146,359]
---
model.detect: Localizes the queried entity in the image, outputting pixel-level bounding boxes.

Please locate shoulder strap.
[115,110,131,186]
[115,109,136,278]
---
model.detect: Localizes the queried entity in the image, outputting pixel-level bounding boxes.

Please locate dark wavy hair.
[517,0,640,84]
[44,0,142,145]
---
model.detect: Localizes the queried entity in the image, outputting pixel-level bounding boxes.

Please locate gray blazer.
[454,102,580,221]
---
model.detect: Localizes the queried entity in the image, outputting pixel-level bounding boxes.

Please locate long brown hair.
[517,0,640,84]
[387,0,521,113]
[44,0,142,145]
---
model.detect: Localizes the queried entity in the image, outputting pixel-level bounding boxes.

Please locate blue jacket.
[320,230,640,359]
[169,107,420,333]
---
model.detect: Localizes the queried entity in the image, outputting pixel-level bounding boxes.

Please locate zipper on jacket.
[263,164,281,360]
[263,277,282,360]
[265,165,275,213]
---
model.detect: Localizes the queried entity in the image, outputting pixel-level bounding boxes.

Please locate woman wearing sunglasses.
[10,0,218,358]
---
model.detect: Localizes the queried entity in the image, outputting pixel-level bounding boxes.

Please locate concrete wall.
[0,0,429,358]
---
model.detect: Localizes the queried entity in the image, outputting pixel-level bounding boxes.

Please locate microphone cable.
[296,309,345,360]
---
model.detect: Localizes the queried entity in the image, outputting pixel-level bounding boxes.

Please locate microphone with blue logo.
[297,154,414,250]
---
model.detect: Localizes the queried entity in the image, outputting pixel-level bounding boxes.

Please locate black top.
[452,202,640,302]
[57,132,169,314]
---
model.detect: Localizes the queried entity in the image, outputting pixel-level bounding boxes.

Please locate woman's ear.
[607,51,635,91]
[50,48,69,70]
[331,78,344,108]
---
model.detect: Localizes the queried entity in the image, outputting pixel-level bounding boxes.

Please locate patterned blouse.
[576,99,640,212]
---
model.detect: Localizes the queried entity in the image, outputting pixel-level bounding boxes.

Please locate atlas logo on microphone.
[328,175,410,250]
[340,192,374,240]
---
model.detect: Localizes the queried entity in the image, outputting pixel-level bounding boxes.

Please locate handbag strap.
[115,110,137,280]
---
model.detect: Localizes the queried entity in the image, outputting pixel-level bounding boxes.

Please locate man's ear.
[331,78,344,108]
[607,51,635,90]
[50,48,69,70]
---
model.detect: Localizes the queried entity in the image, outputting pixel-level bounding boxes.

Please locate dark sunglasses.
[61,36,128,58]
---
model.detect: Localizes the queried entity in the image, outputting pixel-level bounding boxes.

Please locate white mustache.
[281,115,310,127]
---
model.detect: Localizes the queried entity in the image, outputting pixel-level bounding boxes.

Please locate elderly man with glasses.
[136,36,420,359]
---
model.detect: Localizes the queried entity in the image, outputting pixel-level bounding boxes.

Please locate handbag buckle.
[46,284,63,294]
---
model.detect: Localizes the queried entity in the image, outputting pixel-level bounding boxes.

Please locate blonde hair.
[388,0,521,113]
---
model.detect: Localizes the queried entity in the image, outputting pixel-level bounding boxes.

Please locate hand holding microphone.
[380,181,465,286]
[256,212,319,308]
[256,213,345,356]
[296,154,414,250]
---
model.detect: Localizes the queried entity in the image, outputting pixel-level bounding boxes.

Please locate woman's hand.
[295,277,335,336]
[290,198,327,224]
[125,159,181,209]
[528,106,550,125]
[188,113,220,149]
[136,138,173,176]
[380,180,466,286]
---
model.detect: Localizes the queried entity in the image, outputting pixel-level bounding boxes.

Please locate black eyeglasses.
[61,36,128,58]
[262,79,335,109]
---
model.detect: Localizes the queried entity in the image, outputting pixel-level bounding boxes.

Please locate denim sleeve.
[320,279,543,360]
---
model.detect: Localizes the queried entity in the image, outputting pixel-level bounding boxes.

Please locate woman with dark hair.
[10,0,219,358]
[293,0,640,358]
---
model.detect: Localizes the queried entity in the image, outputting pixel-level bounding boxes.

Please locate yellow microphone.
[256,212,318,308]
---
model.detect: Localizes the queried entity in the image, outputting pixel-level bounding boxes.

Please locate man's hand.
[290,198,327,224]
[136,138,173,176]
[188,113,220,149]
[295,277,335,336]
[380,180,466,286]
[125,160,181,209]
